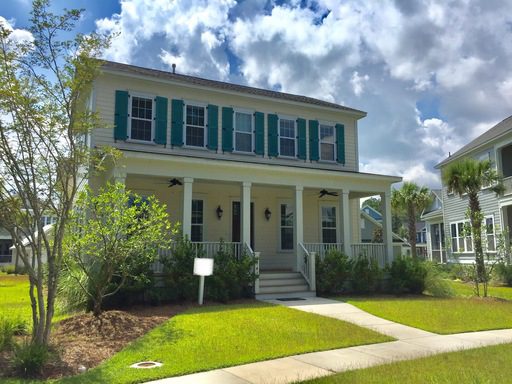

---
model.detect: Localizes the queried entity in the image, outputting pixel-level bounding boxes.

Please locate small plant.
[0,316,28,351]
[13,340,50,377]
[387,256,428,294]
[496,263,512,286]
[315,249,352,295]
[424,262,455,298]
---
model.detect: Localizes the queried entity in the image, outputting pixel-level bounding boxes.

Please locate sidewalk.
[145,297,512,384]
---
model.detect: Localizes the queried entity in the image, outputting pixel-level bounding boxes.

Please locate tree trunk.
[468,193,485,296]
[408,204,417,259]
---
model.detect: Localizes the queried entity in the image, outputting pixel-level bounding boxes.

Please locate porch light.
[216,205,223,220]
[264,208,272,221]
[193,257,214,305]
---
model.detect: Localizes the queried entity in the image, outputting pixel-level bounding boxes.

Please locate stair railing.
[299,242,316,291]
[245,242,260,294]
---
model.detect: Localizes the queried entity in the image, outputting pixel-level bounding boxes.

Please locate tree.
[64,183,175,316]
[442,158,504,297]
[362,197,382,212]
[0,1,110,345]
[391,182,431,259]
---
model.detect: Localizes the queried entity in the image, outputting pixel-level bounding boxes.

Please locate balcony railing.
[303,243,344,261]
[351,243,387,268]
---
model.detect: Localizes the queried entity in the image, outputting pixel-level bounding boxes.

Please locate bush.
[387,256,428,294]
[315,249,352,295]
[424,262,455,297]
[56,265,90,314]
[13,341,50,377]
[496,263,512,286]
[0,316,28,351]
[350,255,382,294]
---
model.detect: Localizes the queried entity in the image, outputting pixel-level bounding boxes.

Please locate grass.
[54,303,391,384]
[450,280,512,300]
[301,342,512,383]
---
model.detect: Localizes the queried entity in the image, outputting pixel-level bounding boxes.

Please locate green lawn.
[450,280,512,300]
[345,296,512,334]
[301,342,512,384]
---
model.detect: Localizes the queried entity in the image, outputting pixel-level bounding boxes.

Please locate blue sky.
[2,0,512,187]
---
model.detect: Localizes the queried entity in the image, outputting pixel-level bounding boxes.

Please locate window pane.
[235,112,252,133]
[186,105,205,126]
[131,119,152,141]
[191,225,203,242]
[280,138,295,157]
[186,125,205,147]
[451,224,457,237]
[486,217,494,234]
[132,97,153,120]
[487,235,496,251]
[235,132,252,152]
[320,125,334,143]
[322,207,336,228]
[323,228,337,244]
[321,143,335,161]
[192,200,203,224]
[281,228,294,250]
[279,119,295,138]
[281,204,293,226]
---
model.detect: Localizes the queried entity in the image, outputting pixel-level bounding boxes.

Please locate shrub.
[387,256,428,294]
[495,262,512,286]
[423,262,455,297]
[350,255,382,294]
[13,341,50,377]
[0,316,28,351]
[446,263,474,282]
[315,249,352,295]
[56,265,90,314]
[0,265,16,274]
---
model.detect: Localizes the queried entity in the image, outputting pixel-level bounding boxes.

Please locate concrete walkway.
[146,297,512,384]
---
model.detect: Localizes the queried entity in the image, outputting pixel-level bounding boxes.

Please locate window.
[485,216,496,252]
[130,96,154,141]
[279,118,296,157]
[234,111,253,153]
[41,216,57,227]
[450,221,472,253]
[191,199,204,242]
[320,124,335,161]
[185,104,206,147]
[280,203,294,250]
[321,206,337,243]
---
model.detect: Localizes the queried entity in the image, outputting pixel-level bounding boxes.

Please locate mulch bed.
[0,303,192,380]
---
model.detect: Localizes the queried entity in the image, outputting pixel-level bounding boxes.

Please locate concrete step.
[260,272,302,280]
[259,284,310,294]
[256,291,317,300]
[260,278,306,287]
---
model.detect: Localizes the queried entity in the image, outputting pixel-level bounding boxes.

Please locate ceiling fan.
[319,189,338,198]
[155,178,183,187]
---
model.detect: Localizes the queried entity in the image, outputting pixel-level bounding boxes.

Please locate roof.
[360,210,409,244]
[436,115,512,168]
[100,60,367,117]
[361,206,382,221]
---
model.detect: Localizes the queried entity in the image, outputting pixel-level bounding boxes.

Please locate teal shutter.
[154,96,168,145]
[268,114,278,157]
[171,99,184,147]
[222,107,233,152]
[336,123,345,164]
[297,118,307,160]
[254,111,264,155]
[207,104,218,150]
[309,120,319,161]
[114,90,129,140]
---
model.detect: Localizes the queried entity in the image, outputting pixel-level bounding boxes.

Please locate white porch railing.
[303,243,344,261]
[299,242,316,291]
[0,254,12,264]
[351,243,387,268]
[245,242,260,294]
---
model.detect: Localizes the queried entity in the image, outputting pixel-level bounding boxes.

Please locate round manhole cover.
[130,361,163,369]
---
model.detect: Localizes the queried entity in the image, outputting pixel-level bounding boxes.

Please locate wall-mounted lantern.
[264,208,272,221]
[216,205,223,220]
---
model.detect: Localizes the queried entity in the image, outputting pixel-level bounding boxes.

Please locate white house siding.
[92,72,359,172]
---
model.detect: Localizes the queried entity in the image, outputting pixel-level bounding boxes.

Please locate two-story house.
[436,116,512,263]
[88,60,401,297]
[420,189,446,263]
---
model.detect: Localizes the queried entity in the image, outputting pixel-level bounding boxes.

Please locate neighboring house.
[415,222,428,259]
[360,209,411,258]
[88,60,401,297]
[421,189,446,263]
[0,227,13,265]
[436,115,512,263]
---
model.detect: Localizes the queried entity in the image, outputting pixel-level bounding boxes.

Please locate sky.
[1,0,512,188]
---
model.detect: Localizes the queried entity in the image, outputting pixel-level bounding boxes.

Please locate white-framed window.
[450,220,473,253]
[129,94,154,142]
[191,199,204,242]
[41,216,57,227]
[484,216,496,252]
[279,117,296,157]
[321,206,337,243]
[234,110,253,153]
[185,103,207,148]
[280,203,294,250]
[319,123,336,161]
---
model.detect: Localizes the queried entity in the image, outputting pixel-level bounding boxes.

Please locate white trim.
[127,92,155,142]
[183,101,208,149]
[233,109,255,154]
[278,115,298,159]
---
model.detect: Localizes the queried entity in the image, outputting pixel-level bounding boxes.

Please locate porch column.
[241,182,251,246]
[341,190,352,257]
[381,190,394,262]
[182,177,193,239]
[295,185,304,271]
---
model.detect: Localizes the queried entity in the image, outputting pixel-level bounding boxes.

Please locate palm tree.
[442,158,504,297]
[391,182,431,259]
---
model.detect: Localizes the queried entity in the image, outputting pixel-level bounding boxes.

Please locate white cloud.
[0,16,33,44]
[350,71,370,97]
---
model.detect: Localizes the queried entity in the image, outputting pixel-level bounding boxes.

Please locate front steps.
[256,271,316,300]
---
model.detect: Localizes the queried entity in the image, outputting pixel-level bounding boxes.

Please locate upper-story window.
[320,124,336,161]
[185,104,207,147]
[234,111,253,153]
[129,96,154,141]
[279,118,296,157]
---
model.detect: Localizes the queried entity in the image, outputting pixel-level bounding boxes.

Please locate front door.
[232,201,254,249]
